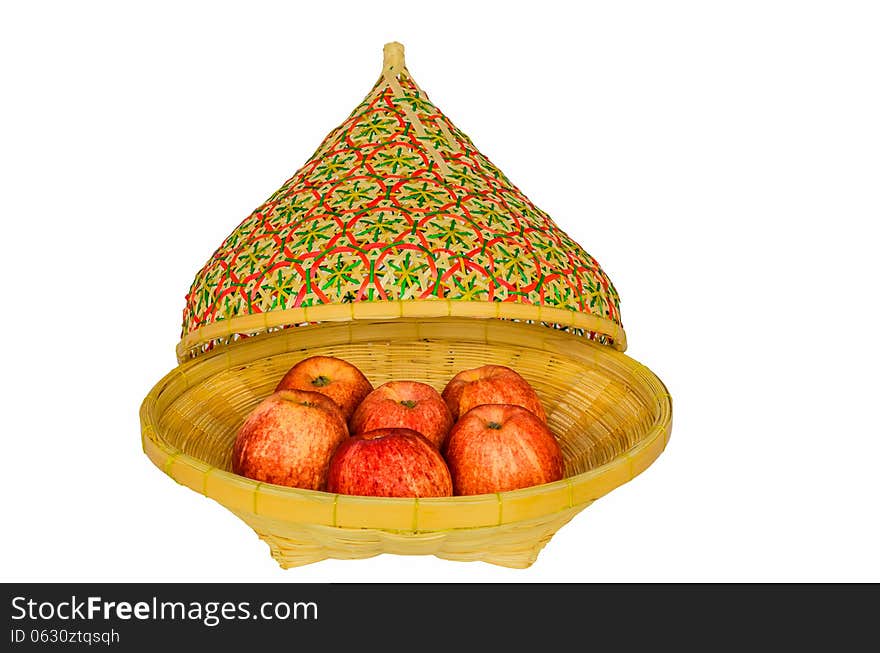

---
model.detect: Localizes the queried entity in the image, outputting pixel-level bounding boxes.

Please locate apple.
[231,389,349,490]
[441,364,547,422]
[326,428,453,498]
[444,404,563,495]
[349,381,454,449]
[275,355,373,420]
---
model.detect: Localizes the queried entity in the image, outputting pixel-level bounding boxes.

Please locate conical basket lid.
[179,42,625,360]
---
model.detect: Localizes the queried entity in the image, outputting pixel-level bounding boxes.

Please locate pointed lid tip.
[383,41,406,72]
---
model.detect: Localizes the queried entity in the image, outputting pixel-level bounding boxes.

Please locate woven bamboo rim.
[176,300,628,362]
[147,318,668,534]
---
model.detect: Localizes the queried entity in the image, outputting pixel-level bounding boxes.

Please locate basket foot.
[436,547,541,569]
[240,504,585,569]
[435,532,554,569]
[259,533,331,569]
[434,506,581,568]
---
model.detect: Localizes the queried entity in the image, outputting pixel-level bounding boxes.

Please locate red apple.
[441,364,547,422]
[444,404,563,495]
[349,381,453,449]
[231,389,349,490]
[275,355,373,420]
[326,428,453,498]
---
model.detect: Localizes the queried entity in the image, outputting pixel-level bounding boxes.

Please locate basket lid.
[179,42,625,361]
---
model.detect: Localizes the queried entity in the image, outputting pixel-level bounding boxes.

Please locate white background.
[2,1,878,583]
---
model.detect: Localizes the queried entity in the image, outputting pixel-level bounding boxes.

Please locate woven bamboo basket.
[140,43,672,569]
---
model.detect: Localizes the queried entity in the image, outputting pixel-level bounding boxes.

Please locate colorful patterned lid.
[179,43,625,361]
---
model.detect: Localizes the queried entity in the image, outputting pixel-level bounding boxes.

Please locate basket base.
[236,504,588,570]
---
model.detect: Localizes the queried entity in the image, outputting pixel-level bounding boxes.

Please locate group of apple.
[231,356,564,498]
